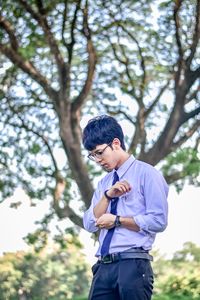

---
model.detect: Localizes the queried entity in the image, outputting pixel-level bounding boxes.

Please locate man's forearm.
[96,214,141,231]
[120,216,140,232]
[93,195,110,218]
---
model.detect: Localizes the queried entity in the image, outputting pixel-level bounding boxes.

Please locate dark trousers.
[88,258,154,300]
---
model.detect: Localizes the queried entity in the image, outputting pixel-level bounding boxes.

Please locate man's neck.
[116,151,130,169]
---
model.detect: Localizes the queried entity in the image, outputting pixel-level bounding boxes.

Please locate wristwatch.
[114,215,121,227]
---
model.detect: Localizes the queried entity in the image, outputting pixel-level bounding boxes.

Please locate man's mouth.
[101,164,112,172]
[100,163,107,167]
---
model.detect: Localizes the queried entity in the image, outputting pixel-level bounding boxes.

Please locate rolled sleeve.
[83,182,103,233]
[83,207,98,232]
[134,168,168,234]
[134,212,167,234]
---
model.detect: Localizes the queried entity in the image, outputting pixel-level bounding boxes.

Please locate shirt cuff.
[83,208,98,233]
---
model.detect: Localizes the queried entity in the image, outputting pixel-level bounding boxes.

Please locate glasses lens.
[88,143,111,161]
[88,153,95,161]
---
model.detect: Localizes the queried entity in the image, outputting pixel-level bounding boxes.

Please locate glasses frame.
[87,142,112,161]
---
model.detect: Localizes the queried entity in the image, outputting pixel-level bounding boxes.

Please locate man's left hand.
[96,213,116,229]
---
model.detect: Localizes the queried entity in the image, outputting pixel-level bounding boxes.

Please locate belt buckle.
[102,254,113,264]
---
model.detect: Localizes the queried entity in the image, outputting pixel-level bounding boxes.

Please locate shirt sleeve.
[134,167,169,234]
[83,181,103,233]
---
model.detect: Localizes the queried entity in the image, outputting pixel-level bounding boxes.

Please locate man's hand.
[96,213,116,229]
[106,180,131,198]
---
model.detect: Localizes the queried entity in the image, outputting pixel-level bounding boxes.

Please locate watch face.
[115,216,121,227]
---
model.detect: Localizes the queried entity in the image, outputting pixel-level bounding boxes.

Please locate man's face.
[88,142,118,171]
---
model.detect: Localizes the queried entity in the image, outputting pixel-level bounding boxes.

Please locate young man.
[82,115,168,300]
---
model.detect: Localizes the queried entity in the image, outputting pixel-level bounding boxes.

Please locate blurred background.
[0,0,199,299]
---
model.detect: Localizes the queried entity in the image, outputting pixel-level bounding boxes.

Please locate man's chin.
[102,165,113,172]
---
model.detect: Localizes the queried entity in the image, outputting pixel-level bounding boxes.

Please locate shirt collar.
[115,155,136,179]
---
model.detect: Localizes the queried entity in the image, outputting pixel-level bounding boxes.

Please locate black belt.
[98,248,153,264]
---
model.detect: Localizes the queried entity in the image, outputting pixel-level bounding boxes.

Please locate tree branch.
[0,43,58,102]
[104,104,148,154]
[181,106,200,124]
[6,99,83,224]
[67,0,81,64]
[13,111,60,173]
[112,25,149,154]
[19,0,65,68]
[185,88,200,104]
[145,80,170,117]
[6,94,58,174]
[18,0,69,94]
[104,105,136,126]
[61,0,82,63]
[116,29,140,101]
[194,135,200,151]
[173,0,184,87]
[7,102,73,219]
[187,66,200,88]
[61,0,69,50]
[186,0,200,66]
[129,108,147,155]
[170,119,200,152]
[119,24,147,101]
[128,122,141,154]
[53,202,83,227]
[107,35,125,64]
[174,0,184,58]
[106,35,138,100]
[165,170,186,184]
[0,14,19,50]
[71,1,97,112]
[139,101,185,165]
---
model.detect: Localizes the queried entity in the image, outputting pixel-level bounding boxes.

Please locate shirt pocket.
[121,188,144,215]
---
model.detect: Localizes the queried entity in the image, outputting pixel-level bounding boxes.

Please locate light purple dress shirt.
[83,155,169,257]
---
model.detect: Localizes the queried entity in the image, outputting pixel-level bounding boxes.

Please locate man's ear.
[112,138,121,149]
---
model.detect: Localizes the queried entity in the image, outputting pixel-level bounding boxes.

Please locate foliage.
[162,147,200,191]
[0,235,90,300]
[1,241,200,300]
[152,242,200,300]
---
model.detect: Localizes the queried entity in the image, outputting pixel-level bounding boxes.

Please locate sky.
[0,184,200,266]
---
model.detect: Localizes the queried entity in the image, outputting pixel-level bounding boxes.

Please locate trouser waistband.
[98,248,153,264]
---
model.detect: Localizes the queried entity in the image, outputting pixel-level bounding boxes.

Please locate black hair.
[82,115,126,151]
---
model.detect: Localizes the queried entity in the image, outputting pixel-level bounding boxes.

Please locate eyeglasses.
[87,142,112,161]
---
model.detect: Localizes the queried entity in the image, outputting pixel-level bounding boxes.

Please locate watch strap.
[104,189,113,201]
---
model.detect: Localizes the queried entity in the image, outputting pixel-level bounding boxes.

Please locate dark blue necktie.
[100,171,119,256]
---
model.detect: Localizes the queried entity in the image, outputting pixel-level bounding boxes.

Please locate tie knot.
[112,171,119,185]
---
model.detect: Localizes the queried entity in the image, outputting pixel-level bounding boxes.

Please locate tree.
[0,0,199,231]
[0,235,90,300]
[152,243,200,300]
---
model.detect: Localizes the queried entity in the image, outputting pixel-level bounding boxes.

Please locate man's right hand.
[106,180,131,198]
